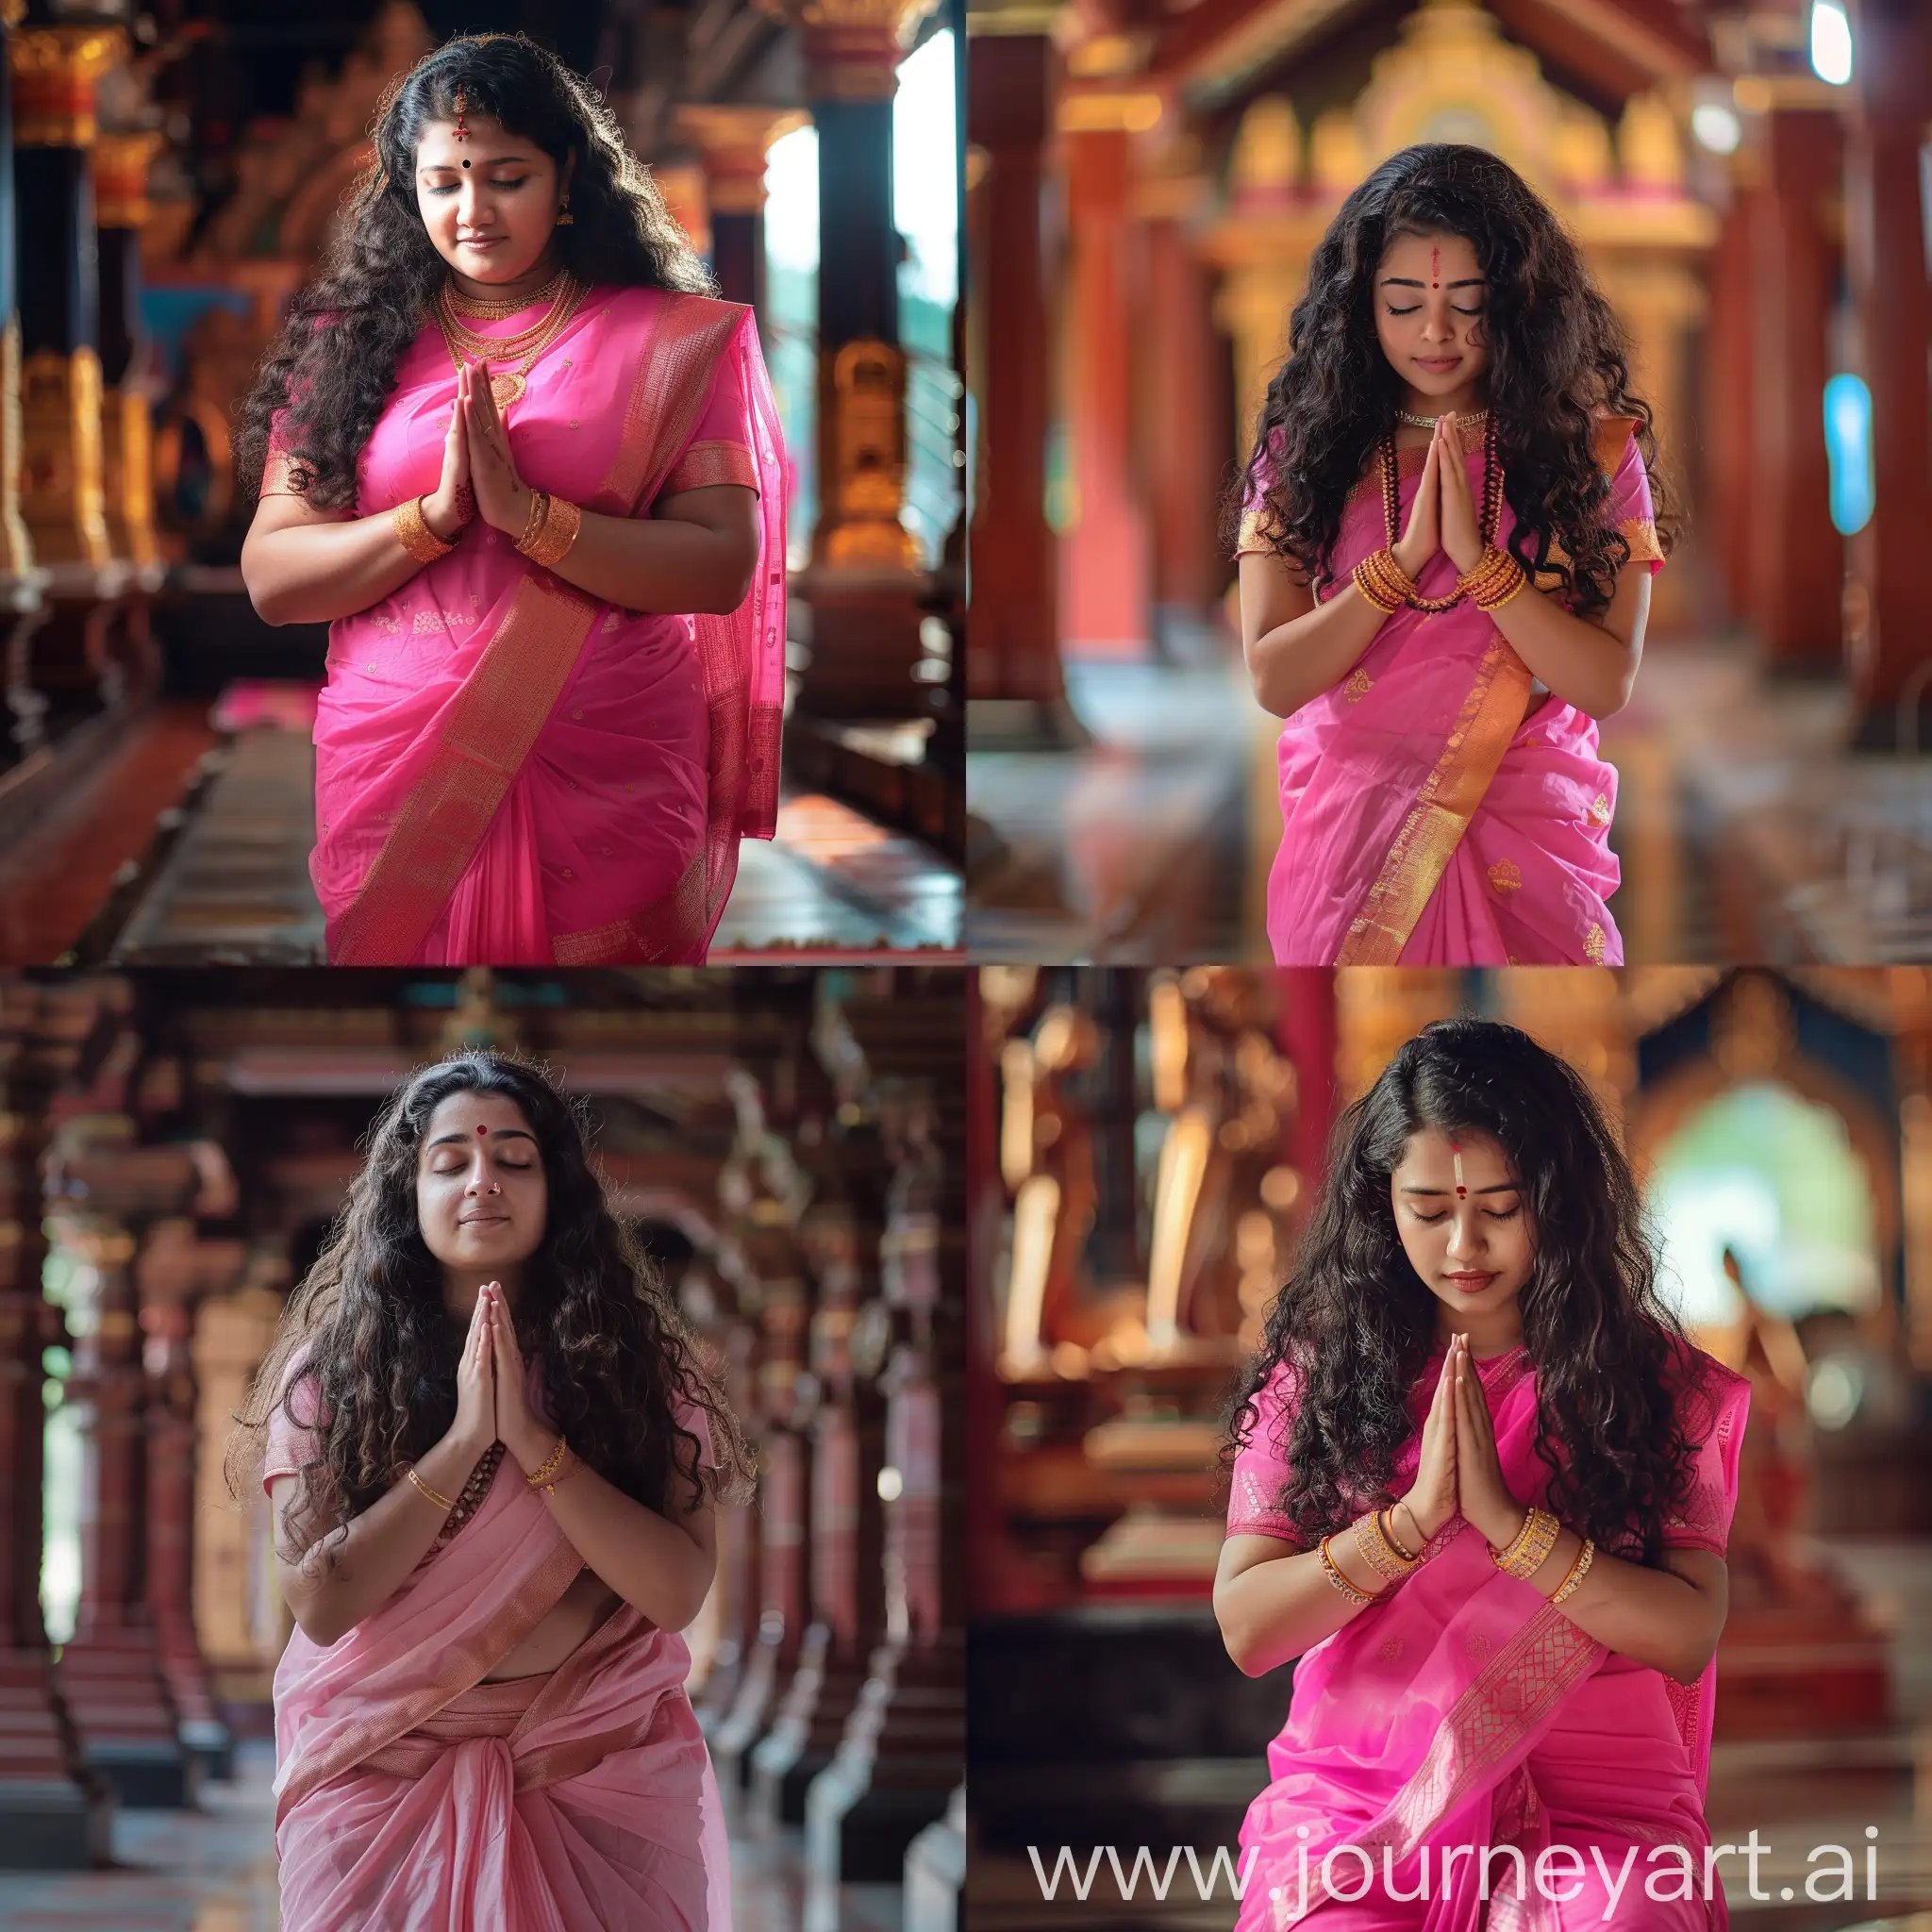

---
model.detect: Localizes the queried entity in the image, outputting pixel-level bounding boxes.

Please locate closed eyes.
[425,177,529,195]
[1386,304,1483,318]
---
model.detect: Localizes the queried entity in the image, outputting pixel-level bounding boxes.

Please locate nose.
[1444,1212,1482,1261]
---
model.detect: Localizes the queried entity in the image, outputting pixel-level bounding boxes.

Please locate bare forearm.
[242,511,429,626]
[279,1428,490,1645]
[544,509,753,616]
[528,1459,713,1630]
[1526,1529,1719,1682]
[1245,585,1388,719]
[1487,589,1637,719]
[1216,1509,1409,1675]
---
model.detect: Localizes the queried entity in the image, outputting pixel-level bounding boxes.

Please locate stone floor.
[0,1739,907,1929]
[0,698,961,963]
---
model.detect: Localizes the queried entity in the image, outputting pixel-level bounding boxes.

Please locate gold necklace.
[436,273,578,360]
[1396,406,1490,431]
[435,276,586,409]
[445,268,565,322]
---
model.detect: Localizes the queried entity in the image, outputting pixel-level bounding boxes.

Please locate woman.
[231,1050,755,1928]
[237,33,786,965]
[1216,1019,1748,1928]
[1230,144,1670,966]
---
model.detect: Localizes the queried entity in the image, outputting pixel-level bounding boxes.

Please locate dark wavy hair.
[233,33,713,510]
[229,1050,754,1561]
[1221,1017,1714,1568]
[1221,143,1675,618]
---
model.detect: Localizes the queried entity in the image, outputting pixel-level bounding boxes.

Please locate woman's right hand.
[1398,1337,1459,1543]
[1390,424,1441,584]
[421,362,474,544]
[450,1285,496,1458]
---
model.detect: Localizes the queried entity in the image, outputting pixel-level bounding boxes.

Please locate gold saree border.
[664,438,759,496]
[1334,634,1534,964]
[331,292,747,965]
[274,1517,584,1828]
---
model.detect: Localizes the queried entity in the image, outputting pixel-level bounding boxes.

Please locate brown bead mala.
[1374,413,1512,614]
[426,1441,506,1557]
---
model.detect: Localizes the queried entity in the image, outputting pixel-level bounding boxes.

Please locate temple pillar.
[8,23,133,774]
[1742,104,1841,673]
[0,984,109,1867]
[692,1305,762,1727]
[1842,0,1932,747]
[1058,108,1151,657]
[965,30,1080,745]
[1703,189,1755,625]
[780,0,934,726]
[45,1112,205,1809]
[675,106,807,324]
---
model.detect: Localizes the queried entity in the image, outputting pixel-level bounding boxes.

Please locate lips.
[1415,357,1461,372]
[460,237,505,249]
[458,1214,509,1226]
[1445,1273,1496,1293]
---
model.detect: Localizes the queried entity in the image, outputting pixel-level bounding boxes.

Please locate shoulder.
[1591,410,1641,478]
[604,284,750,336]
[1663,1335,1749,1437]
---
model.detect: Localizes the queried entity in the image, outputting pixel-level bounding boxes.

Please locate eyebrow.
[426,1128,538,1149]
[1380,276,1487,289]
[1400,1181,1519,1195]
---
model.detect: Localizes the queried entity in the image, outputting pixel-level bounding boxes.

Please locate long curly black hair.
[1222,143,1675,618]
[233,33,713,511]
[1222,1017,1714,1568]
[230,1050,754,1561]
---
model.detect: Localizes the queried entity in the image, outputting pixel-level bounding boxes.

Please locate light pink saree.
[1226,1336,1749,1930]
[1239,421,1663,966]
[274,283,787,965]
[263,1358,731,1929]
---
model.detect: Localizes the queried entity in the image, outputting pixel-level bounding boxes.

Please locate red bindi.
[476,1124,488,1135]
[1430,244,1441,289]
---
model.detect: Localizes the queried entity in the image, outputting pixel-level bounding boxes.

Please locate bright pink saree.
[1239,422,1663,966]
[263,1361,731,1929]
[281,283,786,965]
[1226,1337,1749,1930]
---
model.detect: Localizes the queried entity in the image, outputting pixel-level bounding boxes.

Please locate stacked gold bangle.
[1351,546,1414,615]
[394,494,455,565]
[516,490,583,570]
[1491,1506,1561,1580]
[524,1434,583,1498]
[404,1464,455,1511]
[1457,544,1527,612]
[1351,1507,1423,1588]
[1548,1537,1596,1606]
[1318,1534,1375,1606]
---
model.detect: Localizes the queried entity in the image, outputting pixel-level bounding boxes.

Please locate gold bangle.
[1378,1505,1421,1564]
[524,1435,567,1488]
[537,1450,584,1498]
[404,1464,455,1512]
[1549,1537,1596,1606]
[1492,1506,1560,1580]
[393,494,454,565]
[1351,1508,1419,1584]
[524,495,581,570]
[1319,1534,1376,1606]
[517,489,550,555]
[1352,551,1404,615]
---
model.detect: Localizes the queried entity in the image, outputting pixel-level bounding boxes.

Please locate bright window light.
[893,29,958,308]
[1824,373,1874,534]
[1690,102,1741,155]
[1810,0,1853,85]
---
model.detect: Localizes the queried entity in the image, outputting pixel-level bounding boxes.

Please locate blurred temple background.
[0,964,964,1930]
[0,0,965,961]
[967,965,1932,1927]
[963,0,1932,965]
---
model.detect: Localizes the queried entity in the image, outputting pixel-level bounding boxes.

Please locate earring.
[557,192,574,227]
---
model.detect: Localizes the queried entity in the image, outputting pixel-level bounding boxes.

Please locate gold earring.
[557,192,574,227]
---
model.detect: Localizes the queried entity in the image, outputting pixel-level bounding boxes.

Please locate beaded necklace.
[427,1441,506,1556]
[1377,411,1506,613]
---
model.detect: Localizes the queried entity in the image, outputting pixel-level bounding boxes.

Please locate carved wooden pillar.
[0,982,108,1867]
[45,1109,205,1808]
[674,106,807,325]
[1059,112,1150,657]
[692,1295,762,1727]
[1742,107,1842,673]
[966,31,1080,745]
[1703,188,1754,626]
[806,1056,965,1886]
[1842,0,1932,745]
[92,130,162,591]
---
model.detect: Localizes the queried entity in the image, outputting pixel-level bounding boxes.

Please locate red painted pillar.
[1060,121,1151,657]
[1703,194,1756,625]
[1843,0,1932,745]
[1275,969,1339,1199]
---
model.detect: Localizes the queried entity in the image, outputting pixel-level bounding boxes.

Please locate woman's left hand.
[483,1284,551,1473]
[1452,1338,1525,1550]
[1438,413,1487,575]
[462,360,534,541]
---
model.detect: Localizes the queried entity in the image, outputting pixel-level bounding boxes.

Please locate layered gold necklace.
[444,268,566,321]
[435,270,586,410]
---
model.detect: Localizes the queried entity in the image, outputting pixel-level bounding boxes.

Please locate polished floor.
[965,636,1932,966]
[0,1737,907,1929]
[0,700,961,963]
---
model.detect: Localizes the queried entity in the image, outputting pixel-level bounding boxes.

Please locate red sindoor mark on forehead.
[1430,244,1441,289]
[1450,1139,1467,1199]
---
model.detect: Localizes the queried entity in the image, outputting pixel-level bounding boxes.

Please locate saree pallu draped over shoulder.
[1226,1341,1750,1930]
[1242,418,1662,966]
[308,284,787,966]
[268,1460,731,1930]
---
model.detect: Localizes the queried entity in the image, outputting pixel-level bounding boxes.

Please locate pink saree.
[263,1358,731,1929]
[276,283,787,965]
[1239,420,1663,966]
[1226,1336,1750,1930]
